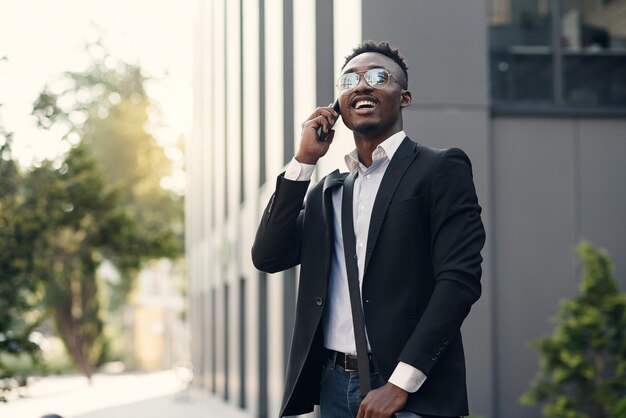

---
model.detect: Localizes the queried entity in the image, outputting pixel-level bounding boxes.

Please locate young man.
[252,41,485,418]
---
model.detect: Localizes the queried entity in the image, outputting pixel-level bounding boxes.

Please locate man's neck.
[353,127,403,167]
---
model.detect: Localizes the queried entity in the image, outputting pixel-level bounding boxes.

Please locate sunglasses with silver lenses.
[336,68,403,92]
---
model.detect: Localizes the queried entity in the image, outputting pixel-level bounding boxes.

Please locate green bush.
[522,242,626,418]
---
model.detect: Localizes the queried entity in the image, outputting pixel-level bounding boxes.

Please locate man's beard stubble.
[352,122,378,135]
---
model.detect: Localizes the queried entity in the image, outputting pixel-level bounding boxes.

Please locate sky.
[0,0,193,171]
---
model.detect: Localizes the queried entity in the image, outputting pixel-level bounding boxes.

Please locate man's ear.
[400,90,412,108]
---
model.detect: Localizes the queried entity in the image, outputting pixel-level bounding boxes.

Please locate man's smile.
[355,100,375,109]
[349,95,378,114]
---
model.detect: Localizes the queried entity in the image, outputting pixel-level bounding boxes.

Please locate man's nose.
[353,74,373,92]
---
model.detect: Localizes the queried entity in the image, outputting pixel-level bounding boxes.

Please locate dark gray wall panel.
[362,0,488,106]
[492,118,578,418]
[315,0,334,106]
[403,108,489,174]
[578,120,626,287]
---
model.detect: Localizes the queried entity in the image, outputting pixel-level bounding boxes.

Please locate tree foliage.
[522,242,626,418]
[32,41,183,270]
[1,42,182,386]
[0,123,43,402]
[28,42,183,378]
[23,143,150,380]
[0,64,43,399]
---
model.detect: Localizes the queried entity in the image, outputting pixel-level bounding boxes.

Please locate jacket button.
[315,297,323,306]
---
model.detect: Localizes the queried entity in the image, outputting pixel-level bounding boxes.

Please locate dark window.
[283,0,294,165]
[224,283,230,401]
[195,294,206,389]
[490,0,626,111]
[316,0,335,107]
[283,269,297,375]
[258,272,268,418]
[239,277,246,408]
[210,288,217,393]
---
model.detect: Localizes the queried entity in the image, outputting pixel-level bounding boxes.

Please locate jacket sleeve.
[251,174,310,273]
[398,148,485,375]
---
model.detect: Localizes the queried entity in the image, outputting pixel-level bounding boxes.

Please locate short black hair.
[341,40,409,83]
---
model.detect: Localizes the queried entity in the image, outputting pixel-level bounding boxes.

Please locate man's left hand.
[357,382,408,418]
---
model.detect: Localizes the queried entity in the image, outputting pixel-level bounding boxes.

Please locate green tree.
[32,41,183,276]
[21,143,146,381]
[522,242,626,418]
[1,55,43,399]
[0,116,43,402]
[25,41,182,379]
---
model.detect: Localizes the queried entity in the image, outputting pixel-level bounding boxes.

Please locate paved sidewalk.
[0,371,253,418]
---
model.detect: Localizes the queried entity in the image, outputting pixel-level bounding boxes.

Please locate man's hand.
[357,382,408,418]
[295,105,339,165]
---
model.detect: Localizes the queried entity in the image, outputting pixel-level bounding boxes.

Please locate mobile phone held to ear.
[317,99,340,142]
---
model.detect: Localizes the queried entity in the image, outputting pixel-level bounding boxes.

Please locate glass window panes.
[489,0,626,109]
[490,0,554,104]
[561,0,626,107]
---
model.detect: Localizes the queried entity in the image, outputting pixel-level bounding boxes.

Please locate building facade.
[187,0,626,417]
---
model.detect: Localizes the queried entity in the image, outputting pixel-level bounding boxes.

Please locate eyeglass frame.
[335,67,407,93]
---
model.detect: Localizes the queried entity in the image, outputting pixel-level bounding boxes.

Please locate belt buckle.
[344,354,358,372]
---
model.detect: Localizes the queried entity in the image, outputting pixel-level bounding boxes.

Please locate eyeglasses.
[336,68,405,92]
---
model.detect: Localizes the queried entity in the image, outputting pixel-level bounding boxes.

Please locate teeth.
[355,100,375,109]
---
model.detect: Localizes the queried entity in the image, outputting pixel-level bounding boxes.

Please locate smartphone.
[317,99,340,142]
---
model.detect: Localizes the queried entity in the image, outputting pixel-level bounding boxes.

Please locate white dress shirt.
[284,131,426,393]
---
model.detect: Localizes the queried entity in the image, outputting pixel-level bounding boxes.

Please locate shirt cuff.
[284,158,316,181]
[387,362,427,393]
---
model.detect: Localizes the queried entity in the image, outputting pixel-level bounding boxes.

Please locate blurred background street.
[0,370,252,418]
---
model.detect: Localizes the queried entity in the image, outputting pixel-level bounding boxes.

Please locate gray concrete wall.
[491,116,626,418]
[578,120,626,281]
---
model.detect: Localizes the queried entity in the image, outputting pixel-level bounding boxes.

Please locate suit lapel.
[364,137,419,274]
[322,169,347,193]
[322,170,347,239]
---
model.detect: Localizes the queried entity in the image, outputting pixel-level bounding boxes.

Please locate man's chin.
[352,122,379,135]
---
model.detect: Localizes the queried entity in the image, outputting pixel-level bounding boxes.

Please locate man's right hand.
[295,105,339,165]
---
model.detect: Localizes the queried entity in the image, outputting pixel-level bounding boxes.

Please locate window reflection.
[490,0,554,103]
[561,1,626,106]
[490,0,626,108]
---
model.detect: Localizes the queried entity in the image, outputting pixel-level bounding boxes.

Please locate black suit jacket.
[252,137,485,417]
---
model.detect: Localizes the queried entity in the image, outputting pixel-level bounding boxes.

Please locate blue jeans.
[319,355,462,418]
[319,354,385,418]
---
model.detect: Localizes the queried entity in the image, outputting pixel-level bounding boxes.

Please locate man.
[252,41,485,418]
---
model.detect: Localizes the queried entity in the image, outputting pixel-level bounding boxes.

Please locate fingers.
[294,105,338,164]
[356,402,366,418]
[356,383,408,418]
[325,129,335,143]
[309,105,339,121]
[302,106,339,135]
[304,115,331,133]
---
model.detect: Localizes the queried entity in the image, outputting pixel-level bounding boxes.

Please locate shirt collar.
[344,130,406,174]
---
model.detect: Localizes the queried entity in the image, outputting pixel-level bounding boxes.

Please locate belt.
[327,349,377,373]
